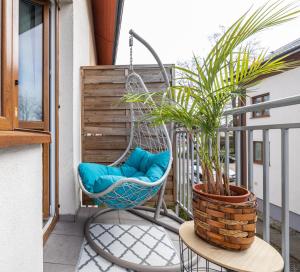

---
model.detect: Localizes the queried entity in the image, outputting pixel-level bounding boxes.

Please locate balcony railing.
[174,94,300,272]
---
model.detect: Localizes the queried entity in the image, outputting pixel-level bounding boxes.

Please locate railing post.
[190,134,195,185]
[186,133,190,213]
[225,131,230,178]
[178,132,183,210]
[196,134,200,182]
[190,134,195,214]
[235,130,241,186]
[175,132,180,215]
[281,128,290,272]
[217,132,221,166]
[248,130,253,192]
[263,129,270,242]
[182,132,186,212]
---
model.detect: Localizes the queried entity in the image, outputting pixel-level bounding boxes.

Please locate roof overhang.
[91,0,124,65]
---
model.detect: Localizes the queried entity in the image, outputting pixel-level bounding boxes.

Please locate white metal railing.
[174,94,300,272]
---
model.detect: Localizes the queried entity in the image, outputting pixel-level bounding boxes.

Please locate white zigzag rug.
[76,223,180,272]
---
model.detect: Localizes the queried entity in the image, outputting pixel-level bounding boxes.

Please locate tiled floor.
[44,208,300,272]
[43,208,181,272]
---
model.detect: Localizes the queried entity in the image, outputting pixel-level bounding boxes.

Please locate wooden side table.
[179,221,284,272]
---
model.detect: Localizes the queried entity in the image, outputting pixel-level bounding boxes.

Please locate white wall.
[59,0,97,216]
[247,67,300,216]
[0,145,43,272]
[73,0,97,214]
[59,2,76,216]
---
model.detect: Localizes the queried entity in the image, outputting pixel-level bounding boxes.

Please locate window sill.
[250,115,270,119]
[0,130,51,148]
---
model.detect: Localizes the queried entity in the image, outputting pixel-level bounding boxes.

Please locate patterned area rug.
[76,223,180,272]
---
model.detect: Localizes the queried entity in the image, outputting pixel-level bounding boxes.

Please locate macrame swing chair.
[77,30,184,272]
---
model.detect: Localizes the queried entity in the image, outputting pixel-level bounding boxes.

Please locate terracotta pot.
[193,183,250,203]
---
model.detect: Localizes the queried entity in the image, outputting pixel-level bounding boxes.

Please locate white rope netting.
[125,72,170,156]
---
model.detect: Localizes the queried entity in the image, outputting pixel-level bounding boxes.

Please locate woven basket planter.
[192,184,257,251]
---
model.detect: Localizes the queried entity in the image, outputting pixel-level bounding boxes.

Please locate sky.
[116,0,300,65]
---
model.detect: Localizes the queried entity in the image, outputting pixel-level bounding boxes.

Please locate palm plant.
[123,1,300,195]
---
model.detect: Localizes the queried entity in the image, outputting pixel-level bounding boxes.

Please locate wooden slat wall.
[81,65,175,206]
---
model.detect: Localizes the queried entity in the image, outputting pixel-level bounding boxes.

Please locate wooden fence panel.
[81,65,175,207]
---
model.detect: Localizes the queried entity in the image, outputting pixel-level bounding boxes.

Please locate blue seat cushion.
[146,164,165,182]
[126,147,170,172]
[78,147,170,193]
[119,164,137,177]
[78,164,122,192]
[93,175,151,193]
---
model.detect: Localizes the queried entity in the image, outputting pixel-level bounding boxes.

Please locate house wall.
[247,67,300,230]
[0,145,43,272]
[59,0,97,217]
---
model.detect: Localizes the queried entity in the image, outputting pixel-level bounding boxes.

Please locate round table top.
[179,221,284,272]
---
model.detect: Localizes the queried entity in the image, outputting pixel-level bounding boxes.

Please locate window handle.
[15,80,19,86]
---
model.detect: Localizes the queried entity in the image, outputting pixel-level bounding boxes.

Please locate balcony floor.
[43,207,181,272]
[43,208,300,272]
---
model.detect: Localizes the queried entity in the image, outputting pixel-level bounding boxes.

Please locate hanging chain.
[129,34,133,71]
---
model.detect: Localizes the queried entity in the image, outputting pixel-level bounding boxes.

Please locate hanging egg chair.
[77,30,185,272]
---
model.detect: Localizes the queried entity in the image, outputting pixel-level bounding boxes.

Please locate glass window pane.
[19,0,43,121]
[264,94,270,102]
[254,142,262,161]
[264,95,270,115]
[255,97,262,103]
[252,94,270,117]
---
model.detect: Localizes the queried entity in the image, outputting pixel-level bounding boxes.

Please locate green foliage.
[122,1,300,195]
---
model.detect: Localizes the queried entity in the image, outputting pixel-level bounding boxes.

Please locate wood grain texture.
[19,1,50,131]
[0,0,14,130]
[179,221,284,272]
[81,65,176,206]
[43,213,58,245]
[0,130,51,147]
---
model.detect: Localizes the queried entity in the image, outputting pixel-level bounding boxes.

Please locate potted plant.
[123,1,299,250]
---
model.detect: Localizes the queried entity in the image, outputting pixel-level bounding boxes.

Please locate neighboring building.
[246,39,300,231]
[0,0,123,271]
